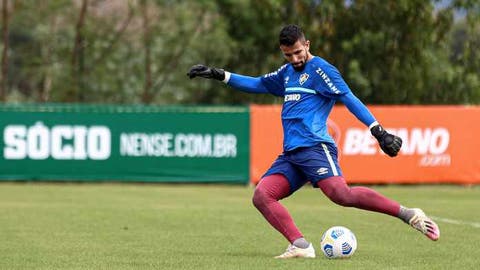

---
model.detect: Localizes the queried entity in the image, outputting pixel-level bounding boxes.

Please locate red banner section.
[250,105,480,185]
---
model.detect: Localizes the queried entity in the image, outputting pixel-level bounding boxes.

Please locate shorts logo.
[299,73,309,85]
[317,167,329,175]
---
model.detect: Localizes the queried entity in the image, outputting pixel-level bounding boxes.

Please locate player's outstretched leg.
[252,174,315,258]
[317,176,440,241]
[317,176,401,216]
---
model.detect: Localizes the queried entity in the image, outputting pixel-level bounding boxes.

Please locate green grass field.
[0,183,478,270]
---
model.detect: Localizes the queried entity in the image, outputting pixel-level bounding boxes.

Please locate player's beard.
[292,62,306,71]
[292,49,309,71]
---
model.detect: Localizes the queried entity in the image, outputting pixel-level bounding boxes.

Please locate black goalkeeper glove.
[187,64,225,81]
[370,125,402,157]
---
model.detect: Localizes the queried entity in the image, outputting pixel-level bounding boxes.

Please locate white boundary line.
[430,216,480,229]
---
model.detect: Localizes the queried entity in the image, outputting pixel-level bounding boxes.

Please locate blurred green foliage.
[0,0,479,105]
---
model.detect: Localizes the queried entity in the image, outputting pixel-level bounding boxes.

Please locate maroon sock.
[252,174,303,243]
[317,176,401,217]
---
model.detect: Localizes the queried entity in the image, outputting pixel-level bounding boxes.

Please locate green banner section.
[0,104,250,184]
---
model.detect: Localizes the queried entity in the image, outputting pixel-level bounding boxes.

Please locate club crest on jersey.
[284,76,289,84]
[299,73,309,85]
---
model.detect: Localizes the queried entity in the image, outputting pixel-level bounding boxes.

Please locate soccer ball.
[320,226,357,259]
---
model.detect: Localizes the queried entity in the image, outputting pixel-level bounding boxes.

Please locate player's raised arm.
[338,92,402,157]
[187,64,225,80]
[187,64,270,94]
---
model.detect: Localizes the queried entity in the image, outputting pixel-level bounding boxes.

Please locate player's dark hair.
[279,24,305,46]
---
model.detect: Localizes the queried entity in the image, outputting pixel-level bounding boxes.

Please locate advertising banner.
[250,105,480,184]
[0,104,250,183]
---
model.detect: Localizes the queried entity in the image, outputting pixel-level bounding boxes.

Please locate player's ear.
[304,40,310,50]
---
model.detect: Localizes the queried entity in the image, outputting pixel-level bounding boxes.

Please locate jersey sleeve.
[225,65,286,96]
[259,64,287,97]
[226,73,269,94]
[314,59,375,127]
[314,62,351,99]
[338,92,376,127]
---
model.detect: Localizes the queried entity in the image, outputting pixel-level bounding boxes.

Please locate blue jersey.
[225,56,376,152]
[261,56,349,150]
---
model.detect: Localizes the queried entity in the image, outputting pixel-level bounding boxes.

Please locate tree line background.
[0,0,479,105]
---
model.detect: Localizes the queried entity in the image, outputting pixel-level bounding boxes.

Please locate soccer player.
[187,24,440,259]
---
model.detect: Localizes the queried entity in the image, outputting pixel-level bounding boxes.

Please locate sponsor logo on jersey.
[299,73,309,85]
[315,67,341,94]
[264,64,288,78]
[284,94,301,102]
